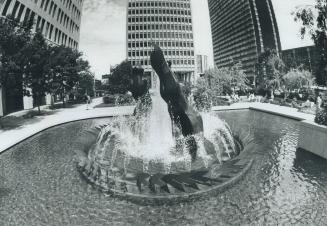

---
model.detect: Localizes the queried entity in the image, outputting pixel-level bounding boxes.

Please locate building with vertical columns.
[0,0,83,49]
[0,0,83,115]
[207,0,281,82]
[196,54,208,77]
[126,0,196,86]
[282,45,318,74]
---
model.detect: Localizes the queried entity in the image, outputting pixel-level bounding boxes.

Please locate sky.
[79,0,315,79]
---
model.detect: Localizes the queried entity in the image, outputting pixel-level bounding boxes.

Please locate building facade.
[208,0,281,81]
[282,45,318,74]
[0,0,83,116]
[126,0,196,86]
[0,0,83,49]
[196,54,208,76]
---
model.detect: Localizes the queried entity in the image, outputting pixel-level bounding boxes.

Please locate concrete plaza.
[0,99,316,154]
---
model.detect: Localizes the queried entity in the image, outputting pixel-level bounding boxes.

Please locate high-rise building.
[282,45,318,74]
[196,54,208,76]
[208,0,281,81]
[0,0,83,116]
[0,0,83,49]
[126,0,196,85]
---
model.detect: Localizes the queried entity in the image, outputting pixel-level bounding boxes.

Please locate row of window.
[128,24,192,32]
[128,1,190,9]
[128,32,193,40]
[36,15,78,48]
[1,0,78,48]
[128,16,191,25]
[128,8,191,16]
[1,0,80,35]
[129,59,195,67]
[128,41,194,48]
[41,0,82,20]
[38,0,80,33]
[128,49,194,57]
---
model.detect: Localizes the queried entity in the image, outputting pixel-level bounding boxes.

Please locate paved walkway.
[0,100,316,154]
[212,102,315,121]
[0,98,135,153]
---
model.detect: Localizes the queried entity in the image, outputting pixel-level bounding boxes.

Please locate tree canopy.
[0,16,93,113]
[256,49,285,93]
[294,1,327,85]
[106,60,133,94]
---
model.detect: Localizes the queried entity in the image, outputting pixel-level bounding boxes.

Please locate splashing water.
[87,75,239,174]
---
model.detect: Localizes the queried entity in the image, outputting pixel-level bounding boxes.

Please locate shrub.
[315,110,327,126]
[115,94,134,105]
[103,95,116,104]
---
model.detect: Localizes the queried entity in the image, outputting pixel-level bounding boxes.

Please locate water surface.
[0,110,326,225]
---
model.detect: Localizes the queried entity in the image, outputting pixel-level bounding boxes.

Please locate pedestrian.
[86,94,91,110]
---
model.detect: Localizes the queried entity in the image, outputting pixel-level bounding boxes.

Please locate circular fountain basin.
[78,146,253,205]
[2,111,327,225]
[74,115,254,205]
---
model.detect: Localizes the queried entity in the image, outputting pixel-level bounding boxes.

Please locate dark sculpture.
[150,45,204,160]
[128,45,204,160]
[150,45,203,135]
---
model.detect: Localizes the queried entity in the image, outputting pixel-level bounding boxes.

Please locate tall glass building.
[208,0,281,81]
[0,0,83,49]
[126,0,195,84]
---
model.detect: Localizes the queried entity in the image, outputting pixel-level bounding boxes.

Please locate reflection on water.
[0,110,326,225]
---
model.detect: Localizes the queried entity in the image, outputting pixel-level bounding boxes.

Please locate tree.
[107,60,132,94]
[193,62,249,109]
[76,71,95,98]
[229,62,249,92]
[193,77,212,111]
[0,16,32,113]
[47,46,90,107]
[256,49,285,95]
[283,68,314,91]
[294,1,327,85]
[21,32,51,114]
[205,62,249,97]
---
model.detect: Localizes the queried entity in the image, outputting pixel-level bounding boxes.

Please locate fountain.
[75,46,253,204]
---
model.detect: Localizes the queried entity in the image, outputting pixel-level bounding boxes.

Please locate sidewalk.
[0,98,135,153]
[0,100,316,154]
[212,102,315,121]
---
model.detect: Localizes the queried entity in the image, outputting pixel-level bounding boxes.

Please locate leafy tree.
[205,62,248,96]
[76,71,95,98]
[0,16,32,113]
[107,60,133,94]
[21,32,50,114]
[283,68,314,90]
[47,46,90,106]
[256,49,285,95]
[193,77,212,111]
[294,1,327,85]
[193,62,249,109]
[228,62,249,92]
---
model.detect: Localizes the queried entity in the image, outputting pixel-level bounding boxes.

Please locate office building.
[208,0,281,81]
[0,0,83,115]
[0,0,83,49]
[282,45,318,74]
[126,0,196,86]
[196,54,208,77]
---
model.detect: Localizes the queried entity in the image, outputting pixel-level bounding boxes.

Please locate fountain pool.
[0,110,327,225]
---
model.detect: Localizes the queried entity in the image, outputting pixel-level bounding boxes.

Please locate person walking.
[86,94,91,110]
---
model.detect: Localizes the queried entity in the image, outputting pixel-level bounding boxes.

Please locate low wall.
[298,120,327,159]
[0,87,3,117]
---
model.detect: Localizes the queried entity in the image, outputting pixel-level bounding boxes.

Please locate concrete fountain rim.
[79,141,255,205]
